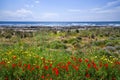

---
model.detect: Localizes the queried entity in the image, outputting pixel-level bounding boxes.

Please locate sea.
[0,21,120,27]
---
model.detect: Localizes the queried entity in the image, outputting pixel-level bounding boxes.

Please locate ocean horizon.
[0,21,120,27]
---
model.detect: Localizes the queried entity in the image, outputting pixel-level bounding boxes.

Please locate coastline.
[0,25,119,32]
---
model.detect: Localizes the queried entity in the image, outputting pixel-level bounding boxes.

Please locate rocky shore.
[0,25,118,32]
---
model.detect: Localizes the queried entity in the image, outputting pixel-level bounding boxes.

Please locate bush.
[105,42,114,46]
[115,45,120,50]
[48,41,67,49]
[92,40,106,46]
[105,46,116,52]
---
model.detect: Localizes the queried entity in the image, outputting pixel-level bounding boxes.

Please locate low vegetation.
[0,27,120,80]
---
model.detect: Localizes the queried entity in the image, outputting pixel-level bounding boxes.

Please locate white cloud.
[25,4,34,8]
[86,0,120,14]
[0,9,33,20]
[68,9,81,12]
[42,13,59,18]
[106,0,120,7]
[35,0,40,4]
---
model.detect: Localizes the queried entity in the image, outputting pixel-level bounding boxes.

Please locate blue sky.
[0,0,120,21]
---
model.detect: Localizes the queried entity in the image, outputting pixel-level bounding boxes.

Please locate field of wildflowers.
[0,27,120,80]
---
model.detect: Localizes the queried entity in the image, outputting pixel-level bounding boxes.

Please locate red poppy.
[12,64,16,68]
[50,78,53,80]
[72,65,79,71]
[104,63,108,69]
[115,61,120,65]
[41,75,44,79]
[112,77,116,80]
[44,65,49,70]
[24,64,27,67]
[99,62,102,68]
[12,55,17,59]
[64,65,69,72]
[71,56,76,61]
[85,73,90,78]
[0,61,6,65]
[87,64,91,68]
[27,64,31,70]
[49,64,52,68]
[67,61,71,65]
[36,65,40,69]
[78,58,82,63]
[52,68,59,76]
[85,59,89,63]
[4,77,8,80]
[31,67,35,71]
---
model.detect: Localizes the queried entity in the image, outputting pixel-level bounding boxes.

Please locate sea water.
[0,21,120,27]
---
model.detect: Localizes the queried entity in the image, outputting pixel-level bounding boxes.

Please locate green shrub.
[48,41,67,49]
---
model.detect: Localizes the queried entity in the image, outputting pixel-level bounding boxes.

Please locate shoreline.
[0,25,120,32]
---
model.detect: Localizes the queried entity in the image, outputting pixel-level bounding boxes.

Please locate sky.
[0,0,120,21]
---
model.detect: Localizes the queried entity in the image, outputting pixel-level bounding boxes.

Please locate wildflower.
[52,68,59,76]
[12,64,16,68]
[24,64,27,67]
[72,65,79,71]
[99,62,102,68]
[31,67,35,71]
[47,74,50,77]
[27,64,31,70]
[0,61,6,65]
[87,64,91,68]
[71,56,76,61]
[41,75,44,79]
[85,59,89,63]
[4,77,8,80]
[36,65,40,69]
[104,63,108,69]
[12,55,17,59]
[78,58,82,63]
[85,73,90,78]
[91,61,98,71]
[50,78,53,80]
[67,61,71,65]
[115,61,120,65]
[44,65,49,70]
[49,64,52,68]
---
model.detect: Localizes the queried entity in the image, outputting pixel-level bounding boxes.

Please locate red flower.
[36,65,40,69]
[4,77,8,80]
[78,58,82,63]
[63,65,69,72]
[67,61,71,65]
[12,55,17,59]
[71,56,76,61]
[52,68,59,76]
[24,64,27,67]
[91,61,99,71]
[72,65,79,71]
[85,59,89,63]
[99,62,102,68]
[44,65,49,70]
[49,64,52,68]
[0,61,6,65]
[85,73,90,78]
[50,78,53,80]
[27,64,31,70]
[87,64,91,68]
[112,77,116,80]
[12,64,16,68]
[41,75,44,79]
[104,64,108,69]
[115,61,120,65]
[31,67,35,71]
